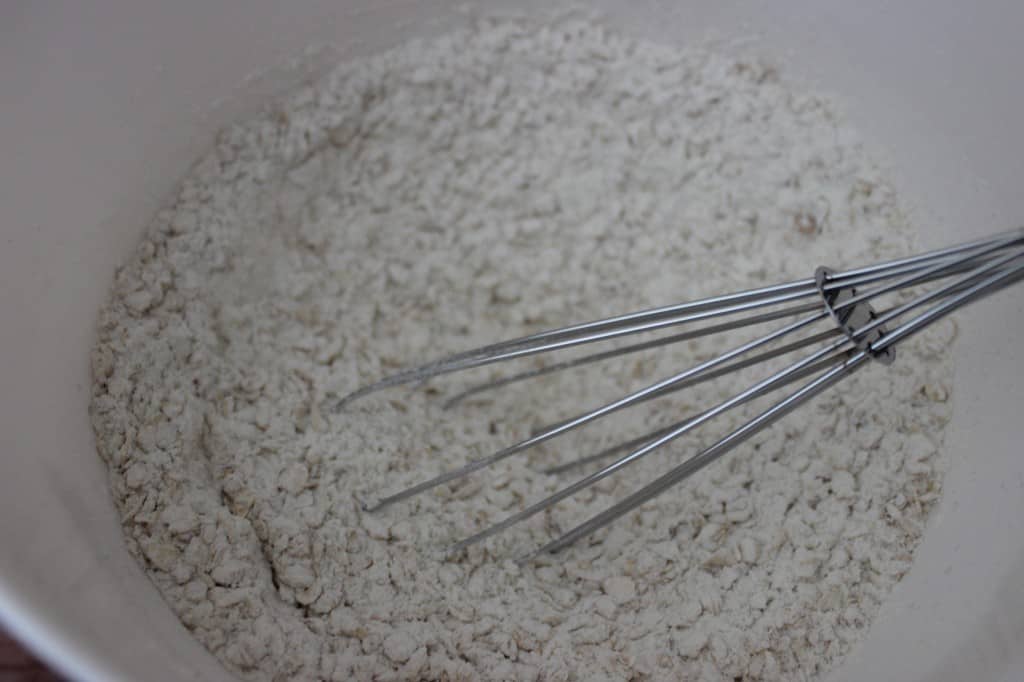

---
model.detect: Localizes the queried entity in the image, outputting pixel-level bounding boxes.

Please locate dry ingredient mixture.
[91,16,955,681]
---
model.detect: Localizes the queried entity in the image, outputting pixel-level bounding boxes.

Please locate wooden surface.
[0,632,62,682]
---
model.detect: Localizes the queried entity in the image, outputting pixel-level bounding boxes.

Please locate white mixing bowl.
[1,1,1022,680]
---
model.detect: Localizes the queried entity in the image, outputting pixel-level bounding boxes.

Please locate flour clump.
[91,16,953,681]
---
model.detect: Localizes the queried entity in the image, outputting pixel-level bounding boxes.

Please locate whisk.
[339,228,1024,561]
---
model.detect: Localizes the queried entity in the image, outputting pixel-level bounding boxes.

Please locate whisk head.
[338,228,1024,560]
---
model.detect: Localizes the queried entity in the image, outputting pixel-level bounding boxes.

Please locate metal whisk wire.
[338,228,1024,560]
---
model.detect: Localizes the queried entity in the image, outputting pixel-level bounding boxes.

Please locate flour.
[90,16,955,681]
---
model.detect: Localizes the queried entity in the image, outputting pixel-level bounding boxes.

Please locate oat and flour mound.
[91,17,953,681]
